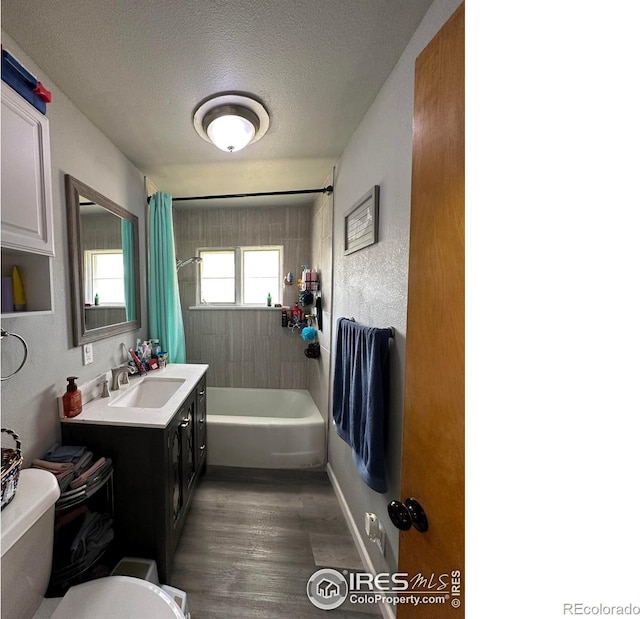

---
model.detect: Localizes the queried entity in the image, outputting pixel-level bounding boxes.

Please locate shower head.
[176,257,203,271]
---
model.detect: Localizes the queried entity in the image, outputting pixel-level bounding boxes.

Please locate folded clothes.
[43,443,87,464]
[30,461,77,491]
[72,451,94,476]
[60,483,87,496]
[69,457,107,490]
[84,460,112,489]
[31,459,74,473]
[70,512,114,563]
[57,471,75,493]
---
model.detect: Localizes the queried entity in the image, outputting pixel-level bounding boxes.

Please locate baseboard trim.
[326,463,395,619]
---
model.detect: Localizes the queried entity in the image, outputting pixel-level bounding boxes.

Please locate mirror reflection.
[66,174,141,346]
[79,200,137,329]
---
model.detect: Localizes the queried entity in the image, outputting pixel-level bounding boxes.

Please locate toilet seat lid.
[50,576,184,619]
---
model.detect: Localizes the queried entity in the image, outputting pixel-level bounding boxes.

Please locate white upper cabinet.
[1,82,54,256]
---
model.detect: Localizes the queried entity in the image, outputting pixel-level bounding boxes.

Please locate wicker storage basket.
[1,428,23,510]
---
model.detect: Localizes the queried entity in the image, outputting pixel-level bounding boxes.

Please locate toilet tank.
[1,469,60,619]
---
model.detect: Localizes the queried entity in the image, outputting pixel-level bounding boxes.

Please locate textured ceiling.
[2,0,433,206]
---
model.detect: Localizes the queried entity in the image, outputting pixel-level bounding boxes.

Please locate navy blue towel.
[332,318,390,493]
[43,442,87,464]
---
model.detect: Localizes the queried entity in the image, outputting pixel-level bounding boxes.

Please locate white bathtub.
[206,388,326,469]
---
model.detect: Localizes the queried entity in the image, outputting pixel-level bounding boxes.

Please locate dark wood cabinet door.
[195,377,207,471]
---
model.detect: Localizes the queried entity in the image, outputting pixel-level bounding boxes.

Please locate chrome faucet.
[111,365,135,391]
[99,379,111,398]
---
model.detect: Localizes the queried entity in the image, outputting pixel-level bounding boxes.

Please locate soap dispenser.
[62,376,83,418]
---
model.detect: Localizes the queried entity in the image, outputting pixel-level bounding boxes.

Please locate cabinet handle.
[198,390,205,396]
[180,417,190,429]
[199,445,206,451]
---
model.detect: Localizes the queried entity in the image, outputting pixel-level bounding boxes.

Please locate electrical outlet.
[83,343,94,365]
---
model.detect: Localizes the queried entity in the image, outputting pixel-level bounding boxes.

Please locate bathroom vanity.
[60,364,208,582]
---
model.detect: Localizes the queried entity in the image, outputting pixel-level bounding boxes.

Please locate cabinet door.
[1,83,54,255]
[180,394,197,495]
[195,377,207,471]
[167,414,183,526]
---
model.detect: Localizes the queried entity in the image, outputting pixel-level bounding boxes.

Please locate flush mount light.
[193,94,270,153]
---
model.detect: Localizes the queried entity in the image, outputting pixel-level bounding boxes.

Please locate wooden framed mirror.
[65,174,141,345]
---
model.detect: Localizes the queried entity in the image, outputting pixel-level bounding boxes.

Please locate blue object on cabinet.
[1,48,48,113]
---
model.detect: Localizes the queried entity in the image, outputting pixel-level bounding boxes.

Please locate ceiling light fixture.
[193,94,270,153]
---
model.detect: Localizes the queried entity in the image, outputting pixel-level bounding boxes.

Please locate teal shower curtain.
[121,219,136,322]
[148,192,186,363]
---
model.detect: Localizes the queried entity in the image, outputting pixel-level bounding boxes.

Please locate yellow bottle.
[12,266,26,311]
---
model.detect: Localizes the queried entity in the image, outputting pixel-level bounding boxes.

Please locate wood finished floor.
[170,467,381,618]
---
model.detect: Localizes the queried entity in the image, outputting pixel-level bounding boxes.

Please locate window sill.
[188,305,283,311]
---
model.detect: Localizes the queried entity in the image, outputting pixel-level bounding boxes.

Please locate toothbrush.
[129,348,146,375]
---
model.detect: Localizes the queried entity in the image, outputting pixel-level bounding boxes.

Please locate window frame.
[83,248,125,305]
[197,245,283,307]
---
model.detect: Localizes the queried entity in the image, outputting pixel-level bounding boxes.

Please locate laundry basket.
[1,428,23,509]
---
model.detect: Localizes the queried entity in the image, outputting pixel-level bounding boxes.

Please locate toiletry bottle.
[12,266,26,311]
[94,293,99,306]
[267,292,272,307]
[291,303,303,324]
[63,376,83,418]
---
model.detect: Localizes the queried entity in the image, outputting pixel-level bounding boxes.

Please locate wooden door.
[397,4,465,618]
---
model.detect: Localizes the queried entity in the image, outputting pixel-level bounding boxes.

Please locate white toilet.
[1,469,185,619]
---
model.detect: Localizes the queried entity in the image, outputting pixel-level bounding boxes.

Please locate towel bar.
[343,318,394,339]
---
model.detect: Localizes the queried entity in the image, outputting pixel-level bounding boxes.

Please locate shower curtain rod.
[148,185,333,203]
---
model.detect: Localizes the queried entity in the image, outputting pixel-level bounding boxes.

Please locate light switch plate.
[83,343,93,365]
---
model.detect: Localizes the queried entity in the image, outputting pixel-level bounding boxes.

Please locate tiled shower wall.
[173,204,313,389]
[308,176,334,423]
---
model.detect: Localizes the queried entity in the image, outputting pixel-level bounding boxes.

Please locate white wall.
[0,31,147,464]
[308,170,334,425]
[328,0,463,574]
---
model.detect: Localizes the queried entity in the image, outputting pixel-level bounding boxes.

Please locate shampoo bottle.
[291,303,303,324]
[63,376,83,418]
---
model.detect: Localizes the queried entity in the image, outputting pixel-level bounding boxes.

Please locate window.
[84,249,125,304]
[198,246,282,306]
[200,250,236,304]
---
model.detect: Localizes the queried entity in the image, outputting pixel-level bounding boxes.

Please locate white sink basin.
[109,377,185,409]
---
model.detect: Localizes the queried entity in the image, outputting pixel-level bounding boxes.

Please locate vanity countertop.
[60,363,208,429]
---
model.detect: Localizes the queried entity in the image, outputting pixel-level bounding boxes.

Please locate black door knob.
[405,497,429,532]
[387,500,412,531]
[387,497,429,533]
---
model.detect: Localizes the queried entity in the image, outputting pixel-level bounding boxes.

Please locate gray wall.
[80,212,122,251]
[173,204,313,389]
[308,172,334,425]
[327,0,464,574]
[0,32,147,465]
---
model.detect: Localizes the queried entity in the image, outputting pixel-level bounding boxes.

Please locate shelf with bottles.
[1,248,53,316]
[299,265,320,292]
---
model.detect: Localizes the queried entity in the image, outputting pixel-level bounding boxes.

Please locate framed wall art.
[344,185,379,255]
